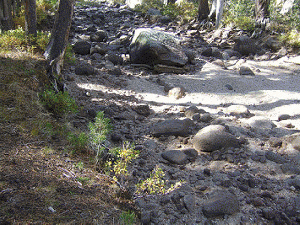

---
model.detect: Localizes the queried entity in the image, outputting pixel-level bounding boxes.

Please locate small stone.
[225,84,233,90]
[262,208,275,220]
[203,168,211,176]
[141,211,151,225]
[150,119,194,137]
[161,150,188,165]
[200,113,212,123]
[168,87,185,99]
[239,66,255,76]
[278,114,291,121]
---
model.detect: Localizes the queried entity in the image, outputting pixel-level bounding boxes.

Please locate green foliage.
[269,0,300,32]
[88,111,112,158]
[135,0,197,23]
[13,0,58,30]
[74,161,84,170]
[0,27,50,52]
[223,0,255,30]
[136,166,167,195]
[134,0,165,14]
[163,1,198,22]
[68,132,89,153]
[64,44,76,65]
[279,29,300,48]
[105,142,139,177]
[136,166,184,196]
[76,176,90,185]
[40,88,78,118]
[119,211,136,225]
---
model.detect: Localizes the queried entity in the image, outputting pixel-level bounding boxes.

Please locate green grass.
[39,88,78,118]
[119,211,137,225]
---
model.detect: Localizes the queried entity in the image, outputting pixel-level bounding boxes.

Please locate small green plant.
[105,142,139,177]
[64,44,76,65]
[68,132,89,153]
[74,161,84,170]
[136,166,167,195]
[40,88,78,118]
[119,211,136,225]
[88,111,112,159]
[136,166,184,196]
[76,176,90,185]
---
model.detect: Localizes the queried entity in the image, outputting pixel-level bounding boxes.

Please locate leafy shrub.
[13,0,58,29]
[223,0,255,30]
[105,142,139,177]
[40,88,78,118]
[68,132,89,153]
[0,27,50,52]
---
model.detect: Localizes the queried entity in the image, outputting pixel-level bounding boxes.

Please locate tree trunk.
[44,0,75,92]
[198,0,209,21]
[255,0,270,21]
[24,0,37,36]
[0,0,13,30]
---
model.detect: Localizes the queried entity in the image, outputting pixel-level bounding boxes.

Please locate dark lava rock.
[150,119,194,137]
[202,190,240,218]
[73,40,91,55]
[161,150,188,165]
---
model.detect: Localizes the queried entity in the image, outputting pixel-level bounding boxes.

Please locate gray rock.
[183,194,195,212]
[226,105,251,118]
[73,40,91,55]
[225,84,233,90]
[105,52,123,65]
[90,30,108,42]
[130,28,188,67]
[287,178,300,190]
[264,36,282,51]
[291,136,300,150]
[75,64,95,75]
[182,148,198,161]
[168,87,185,99]
[281,163,300,174]
[141,210,151,225]
[133,104,151,117]
[278,114,291,121]
[193,125,240,152]
[185,106,201,119]
[239,66,255,76]
[90,43,109,55]
[161,150,188,165]
[150,119,193,137]
[200,113,212,123]
[201,47,223,59]
[202,190,240,218]
[233,35,263,56]
[244,116,275,130]
[265,151,287,164]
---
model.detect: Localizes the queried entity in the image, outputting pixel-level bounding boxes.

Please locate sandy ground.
[124,55,300,128]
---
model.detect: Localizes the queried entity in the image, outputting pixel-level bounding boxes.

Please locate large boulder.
[193,125,240,152]
[130,28,189,67]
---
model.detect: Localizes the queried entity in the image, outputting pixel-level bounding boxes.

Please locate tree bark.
[255,0,270,21]
[198,0,209,21]
[0,0,13,30]
[24,0,37,36]
[44,0,75,92]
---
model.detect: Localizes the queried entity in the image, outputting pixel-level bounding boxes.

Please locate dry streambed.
[66,2,300,224]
